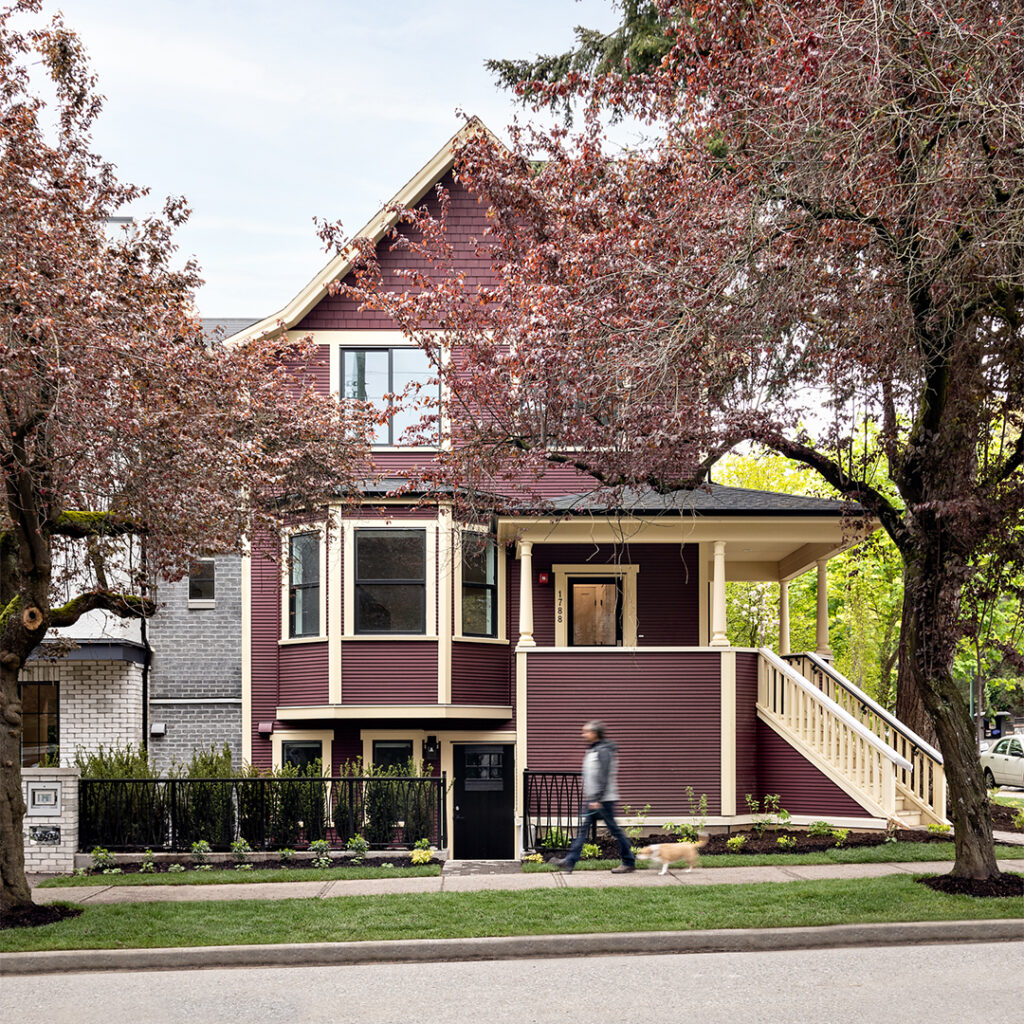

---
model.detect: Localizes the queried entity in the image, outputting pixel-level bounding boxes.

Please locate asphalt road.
[17,940,1023,1024]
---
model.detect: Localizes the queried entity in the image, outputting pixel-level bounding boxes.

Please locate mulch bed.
[1,903,82,931]
[918,873,1024,898]
[78,854,421,876]
[990,802,1024,834]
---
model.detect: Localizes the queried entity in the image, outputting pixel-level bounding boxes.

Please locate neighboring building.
[224,120,948,859]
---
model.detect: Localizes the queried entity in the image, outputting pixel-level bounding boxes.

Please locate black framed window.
[463,746,504,791]
[288,533,320,638]
[188,558,216,602]
[461,532,497,637]
[281,740,322,773]
[355,529,426,634]
[373,740,414,770]
[20,681,59,767]
[341,347,438,446]
[568,577,622,646]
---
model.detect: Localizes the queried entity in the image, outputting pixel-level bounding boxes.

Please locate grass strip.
[39,864,441,888]
[3,873,1020,953]
[524,843,1024,871]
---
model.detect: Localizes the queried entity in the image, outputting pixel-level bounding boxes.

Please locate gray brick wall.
[147,554,243,770]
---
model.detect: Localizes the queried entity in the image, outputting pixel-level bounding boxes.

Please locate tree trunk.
[900,553,999,879]
[1,659,34,913]
[895,590,938,746]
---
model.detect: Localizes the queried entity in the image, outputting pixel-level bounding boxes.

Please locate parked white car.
[980,735,1024,789]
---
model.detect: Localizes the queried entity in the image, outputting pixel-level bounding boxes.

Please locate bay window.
[354,529,426,633]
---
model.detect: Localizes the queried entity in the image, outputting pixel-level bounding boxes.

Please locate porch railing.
[522,770,594,852]
[79,775,446,852]
[782,651,947,823]
[758,650,914,820]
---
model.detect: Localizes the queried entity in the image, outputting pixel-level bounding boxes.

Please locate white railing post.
[710,540,729,647]
[518,541,535,647]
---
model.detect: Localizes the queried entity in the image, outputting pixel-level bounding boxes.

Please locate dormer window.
[341,347,438,446]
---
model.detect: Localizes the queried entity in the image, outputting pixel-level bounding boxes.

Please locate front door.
[453,744,514,859]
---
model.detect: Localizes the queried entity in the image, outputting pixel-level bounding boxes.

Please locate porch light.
[424,735,439,757]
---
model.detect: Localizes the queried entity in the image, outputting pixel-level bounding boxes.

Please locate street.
[15,940,1023,1024]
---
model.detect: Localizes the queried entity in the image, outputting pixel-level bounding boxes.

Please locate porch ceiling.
[276,704,514,722]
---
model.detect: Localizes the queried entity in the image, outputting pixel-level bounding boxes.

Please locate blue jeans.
[564,801,635,867]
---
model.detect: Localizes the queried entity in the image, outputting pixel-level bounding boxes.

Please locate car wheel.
[983,768,996,789]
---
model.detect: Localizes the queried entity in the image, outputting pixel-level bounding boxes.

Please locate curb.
[3,919,1022,975]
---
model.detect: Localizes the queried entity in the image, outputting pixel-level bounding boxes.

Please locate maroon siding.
[296,173,494,332]
[278,643,329,706]
[756,719,871,816]
[341,641,437,703]
[735,651,759,810]
[332,724,363,772]
[526,651,723,814]
[250,539,282,768]
[451,642,511,706]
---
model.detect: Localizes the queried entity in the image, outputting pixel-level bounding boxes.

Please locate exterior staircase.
[757,649,948,827]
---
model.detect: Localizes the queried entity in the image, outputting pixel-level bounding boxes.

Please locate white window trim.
[453,526,507,643]
[343,518,437,637]
[280,525,328,645]
[271,729,333,775]
[553,563,639,648]
[187,557,217,609]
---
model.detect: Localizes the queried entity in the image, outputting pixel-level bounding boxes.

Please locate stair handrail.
[759,649,913,772]
[792,651,943,765]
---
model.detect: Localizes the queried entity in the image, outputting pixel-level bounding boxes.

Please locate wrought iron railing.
[522,770,596,852]
[79,775,446,852]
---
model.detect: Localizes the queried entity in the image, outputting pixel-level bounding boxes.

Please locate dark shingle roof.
[201,318,260,343]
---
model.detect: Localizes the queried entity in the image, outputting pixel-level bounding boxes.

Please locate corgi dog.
[635,837,708,875]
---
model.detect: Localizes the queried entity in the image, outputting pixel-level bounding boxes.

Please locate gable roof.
[224,117,500,348]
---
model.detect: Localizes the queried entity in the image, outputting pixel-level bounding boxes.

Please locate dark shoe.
[610,864,635,874]
[549,857,573,873]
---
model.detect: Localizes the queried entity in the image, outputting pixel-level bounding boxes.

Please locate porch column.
[518,541,535,647]
[710,540,729,647]
[778,580,790,656]
[815,558,833,660]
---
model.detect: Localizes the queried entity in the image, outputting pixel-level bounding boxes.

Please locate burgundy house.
[226,121,946,859]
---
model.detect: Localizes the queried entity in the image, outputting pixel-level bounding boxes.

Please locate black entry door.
[453,744,514,859]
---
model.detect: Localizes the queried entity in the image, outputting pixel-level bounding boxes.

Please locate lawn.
[523,842,1024,871]
[38,863,441,888]
[2,873,1020,953]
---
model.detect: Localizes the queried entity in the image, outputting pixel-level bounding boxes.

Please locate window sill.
[453,635,509,646]
[341,634,438,642]
[187,600,216,610]
[279,636,328,646]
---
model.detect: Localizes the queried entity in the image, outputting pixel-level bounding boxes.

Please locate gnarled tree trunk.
[1,658,33,913]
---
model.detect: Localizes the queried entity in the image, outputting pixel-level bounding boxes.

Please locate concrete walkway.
[30,855,1024,905]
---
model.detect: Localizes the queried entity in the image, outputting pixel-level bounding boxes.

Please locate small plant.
[413,837,431,850]
[190,839,212,864]
[193,863,213,871]
[139,849,156,873]
[411,847,432,865]
[72,866,89,878]
[623,802,651,841]
[167,863,186,873]
[1013,808,1024,830]
[725,835,747,852]
[541,826,573,850]
[234,863,253,871]
[884,820,899,844]
[311,838,334,868]
[230,836,253,862]
[279,847,296,863]
[776,835,798,850]
[807,820,834,837]
[745,793,791,835]
[90,846,116,871]
[926,822,952,835]
[832,828,850,848]
[581,842,601,860]
[344,834,369,865]
[102,866,123,875]
[522,853,543,863]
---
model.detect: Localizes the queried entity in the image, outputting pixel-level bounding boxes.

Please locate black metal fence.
[522,770,595,852]
[79,775,446,852]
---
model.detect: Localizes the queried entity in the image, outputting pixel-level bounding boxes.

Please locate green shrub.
[807,820,834,837]
[832,828,850,848]
[745,793,791,835]
[190,839,211,864]
[90,846,116,871]
[76,743,156,778]
[139,849,156,873]
[1013,808,1024,830]
[725,835,747,852]
[541,826,573,850]
[279,847,296,863]
[776,835,798,850]
[230,837,253,862]
[344,834,369,865]
[926,822,952,835]
[167,863,186,873]
[411,847,432,865]
[581,843,601,860]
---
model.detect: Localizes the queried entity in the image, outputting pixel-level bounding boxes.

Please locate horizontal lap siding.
[278,643,329,705]
[526,651,722,814]
[342,641,437,703]
[250,541,282,768]
[756,719,870,816]
[451,642,512,706]
[735,651,760,810]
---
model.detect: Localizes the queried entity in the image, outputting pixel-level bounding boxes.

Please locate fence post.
[169,778,177,851]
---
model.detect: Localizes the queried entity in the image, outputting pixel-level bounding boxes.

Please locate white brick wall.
[20,660,144,761]
[22,768,79,874]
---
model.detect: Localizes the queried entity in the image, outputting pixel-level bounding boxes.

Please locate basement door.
[453,744,514,859]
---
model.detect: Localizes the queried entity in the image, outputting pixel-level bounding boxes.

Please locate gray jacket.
[582,739,619,803]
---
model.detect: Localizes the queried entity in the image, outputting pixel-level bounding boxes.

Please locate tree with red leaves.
[344,1,1024,883]
[0,2,370,914]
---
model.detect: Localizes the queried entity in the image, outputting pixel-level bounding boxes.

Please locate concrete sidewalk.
[30,856,1024,905]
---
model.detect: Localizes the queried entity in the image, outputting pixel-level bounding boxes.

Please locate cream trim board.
[453,525,506,643]
[698,542,710,647]
[437,508,453,703]
[719,650,737,816]
[343,518,438,637]
[280,524,328,643]
[552,563,639,647]
[328,508,343,704]
[276,704,513,721]
[271,729,334,775]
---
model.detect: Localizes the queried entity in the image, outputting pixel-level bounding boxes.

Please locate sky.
[55,0,624,317]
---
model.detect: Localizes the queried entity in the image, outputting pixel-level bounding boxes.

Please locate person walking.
[551,720,636,874]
